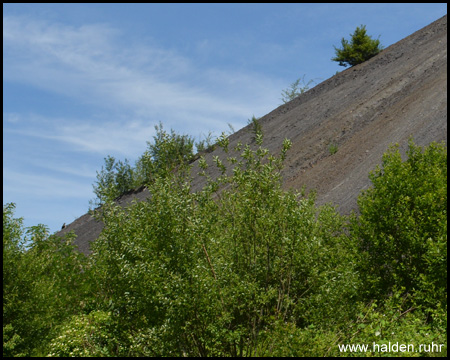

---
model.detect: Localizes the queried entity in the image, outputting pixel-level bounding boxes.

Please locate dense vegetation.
[90,122,200,208]
[332,25,384,67]
[3,123,447,356]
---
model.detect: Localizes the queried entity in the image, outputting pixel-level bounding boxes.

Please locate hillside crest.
[57,15,447,255]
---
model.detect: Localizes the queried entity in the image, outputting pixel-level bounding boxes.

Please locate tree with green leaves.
[136,123,194,185]
[3,126,447,356]
[332,25,383,67]
[91,156,135,207]
[350,139,447,309]
[86,129,360,356]
[91,122,196,207]
[3,204,92,357]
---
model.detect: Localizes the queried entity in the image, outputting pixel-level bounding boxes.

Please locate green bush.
[142,121,195,177]
[330,290,446,357]
[258,289,447,357]
[88,133,359,356]
[351,139,447,310]
[3,204,92,356]
[3,203,27,357]
[91,122,196,207]
[91,156,135,207]
[332,25,383,67]
[4,126,446,356]
[47,311,118,357]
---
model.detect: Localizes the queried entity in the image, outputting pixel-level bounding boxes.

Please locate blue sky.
[3,3,447,235]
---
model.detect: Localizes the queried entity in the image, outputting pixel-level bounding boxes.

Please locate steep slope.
[57,15,447,255]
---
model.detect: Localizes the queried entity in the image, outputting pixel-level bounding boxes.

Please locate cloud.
[35,162,100,180]
[4,112,156,157]
[4,168,93,200]
[4,113,22,124]
[53,119,156,156]
[3,15,283,136]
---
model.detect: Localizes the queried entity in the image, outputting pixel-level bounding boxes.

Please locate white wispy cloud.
[3,15,283,138]
[4,112,156,157]
[34,162,100,180]
[4,168,93,199]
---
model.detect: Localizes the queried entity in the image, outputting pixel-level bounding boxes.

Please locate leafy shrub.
[89,133,359,356]
[194,130,216,153]
[247,115,263,143]
[332,25,384,67]
[332,289,447,357]
[91,156,135,207]
[3,204,92,356]
[351,139,447,310]
[258,289,447,357]
[3,203,27,357]
[4,125,446,356]
[280,75,316,104]
[47,311,118,357]
[91,122,196,207]
[142,121,195,177]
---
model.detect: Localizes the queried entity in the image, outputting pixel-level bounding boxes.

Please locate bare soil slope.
[57,15,447,255]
